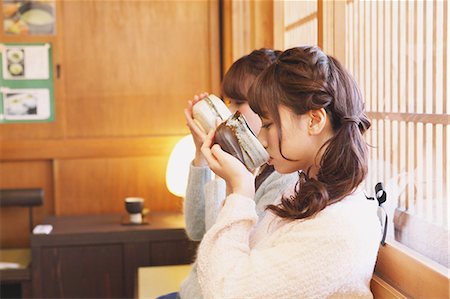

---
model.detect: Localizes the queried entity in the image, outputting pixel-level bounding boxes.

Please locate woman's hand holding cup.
[201,131,255,199]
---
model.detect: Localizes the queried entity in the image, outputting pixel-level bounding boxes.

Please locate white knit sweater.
[196,188,381,299]
[180,164,298,299]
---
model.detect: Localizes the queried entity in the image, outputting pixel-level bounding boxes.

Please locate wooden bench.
[137,264,404,299]
[371,274,407,299]
[0,188,44,298]
[138,264,191,299]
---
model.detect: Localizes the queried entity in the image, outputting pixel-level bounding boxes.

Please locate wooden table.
[31,212,197,299]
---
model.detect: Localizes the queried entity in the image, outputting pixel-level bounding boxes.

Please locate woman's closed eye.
[231,100,245,107]
[261,122,272,129]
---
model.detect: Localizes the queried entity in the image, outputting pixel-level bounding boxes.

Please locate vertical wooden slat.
[435,124,443,225]
[317,0,324,50]
[425,1,433,114]
[249,1,256,50]
[445,125,449,227]
[399,121,406,209]
[345,1,349,71]
[431,123,437,224]
[429,1,441,221]
[372,119,378,188]
[209,0,221,94]
[377,0,383,113]
[319,0,335,55]
[334,1,346,63]
[416,122,424,217]
[378,120,384,195]
[432,0,437,115]
[221,0,233,72]
[347,1,352,74]
[414,0,419,113]
[407,121,415,214]
[231,0,250,61]
[371,0,377,112]
[387,0,392,113]
[409,1,416,213]
[273,0,285,50]
[388,1,395,184]
[374,14,379,180]
[392,0,399,113]
[385,119,391,195]
[408,0,415,114]
[404,0,410,209]
[250,1,275,50]
[367,0,372,111]
[399,1,406,113]
[381,0,387,186]
[383,0,387,113]
[360,0,365,102]
[353,0,358,84]
[445,2,449,228]
[445,0,449,115]
[417,0,424,114]
[422,0,428,114]
[425,123,433,221]
[435,0,444,226]
[435,0,443,114]
[391,120,398,207]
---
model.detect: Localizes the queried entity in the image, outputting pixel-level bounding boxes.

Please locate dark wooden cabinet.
[30,212,197,299]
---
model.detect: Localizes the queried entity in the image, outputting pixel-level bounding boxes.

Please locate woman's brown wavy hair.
[248,46,371,220]
[222,48,281,102]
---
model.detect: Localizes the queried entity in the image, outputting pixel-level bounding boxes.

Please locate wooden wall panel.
[60,0,220,137]
[54,156,181,216]
[0,161,54,248]
[0,1,220,249]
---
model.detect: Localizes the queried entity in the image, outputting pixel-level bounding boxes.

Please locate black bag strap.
[366,182,388,246]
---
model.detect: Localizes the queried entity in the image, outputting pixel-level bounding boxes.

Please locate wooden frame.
[221,0,274,72]
[0,136,182,161]
[224,1,450,298]
[318,0,346,62]
[373,241,449,298]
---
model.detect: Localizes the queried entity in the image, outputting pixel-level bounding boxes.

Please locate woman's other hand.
[184,92,209,166]
[201,131,255,198]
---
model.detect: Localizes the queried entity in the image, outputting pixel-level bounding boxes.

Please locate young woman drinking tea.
[197,46,381,298]
[177,48,297,299]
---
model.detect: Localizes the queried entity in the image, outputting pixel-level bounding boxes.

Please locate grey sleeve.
[204,177,226,232]
[254,171,299,217]
[183,163,212,241]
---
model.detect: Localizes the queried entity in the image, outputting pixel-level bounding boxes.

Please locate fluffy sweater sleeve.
[196,192,381,299]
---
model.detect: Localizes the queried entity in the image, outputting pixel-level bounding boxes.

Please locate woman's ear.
[307,108,328,135]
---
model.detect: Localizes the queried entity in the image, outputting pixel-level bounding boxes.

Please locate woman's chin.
[273,164,290,174]
[273,163,301,174]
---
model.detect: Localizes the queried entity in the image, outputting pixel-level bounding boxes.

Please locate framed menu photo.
[0,43,54,123]
[3,0,56,36]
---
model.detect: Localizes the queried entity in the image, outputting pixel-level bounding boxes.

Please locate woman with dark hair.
[197,46,381,298]
[175,49,297,299]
